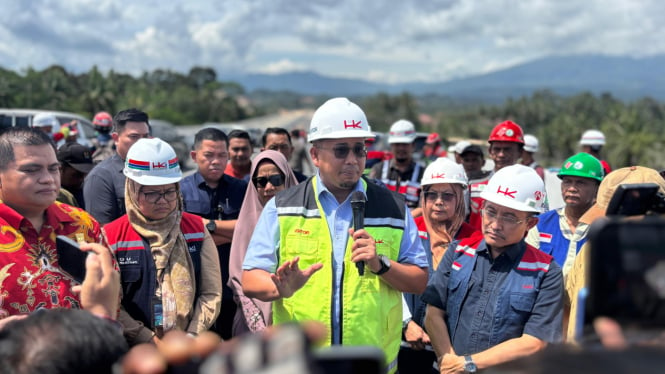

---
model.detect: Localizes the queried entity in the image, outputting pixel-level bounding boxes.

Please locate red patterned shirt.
[0,201,102,317]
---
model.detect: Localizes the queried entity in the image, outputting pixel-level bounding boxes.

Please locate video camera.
[585,183,665,334]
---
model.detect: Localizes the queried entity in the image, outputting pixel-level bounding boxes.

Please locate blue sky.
[2,0,664,84]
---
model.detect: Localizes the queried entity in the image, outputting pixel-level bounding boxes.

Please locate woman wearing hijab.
[399,157,480,373]
[228,150,298,336]
[104,138,221,346]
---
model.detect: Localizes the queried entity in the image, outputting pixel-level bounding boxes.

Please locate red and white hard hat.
[480,164,545,213]
[421,157,468,188]
[426,132,441,144]
[388,119,416,144]
[93,111,113,129]
[124,138,182,185]
[308,97,375,142]
[579,129,606,146]
[488,120,525,144]
[523,134,539,153]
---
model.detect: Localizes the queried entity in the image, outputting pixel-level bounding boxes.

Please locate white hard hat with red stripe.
[480,164,545,213]
[308,97,375,142]
[124,138,182,185]
[388,119,416,144]
[579,129,606,146]
[421,157,468,188]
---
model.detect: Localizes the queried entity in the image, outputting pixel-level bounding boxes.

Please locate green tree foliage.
[425,89,665,170]
[359,92,422,132]
[0,65,250,125]
[2,64,664,170]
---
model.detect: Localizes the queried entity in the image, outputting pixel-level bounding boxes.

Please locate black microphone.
[350,191,366,276]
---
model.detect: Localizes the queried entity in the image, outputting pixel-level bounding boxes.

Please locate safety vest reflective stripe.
[273,177,404,373]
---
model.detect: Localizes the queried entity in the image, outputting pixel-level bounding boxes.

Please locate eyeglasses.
[142,189,178,203]
[481,208,528,226]
[253,174,285,188]
[317,144,367,159]
[423,191,456,203]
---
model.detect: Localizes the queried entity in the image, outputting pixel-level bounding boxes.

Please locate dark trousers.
[211,297,237,340]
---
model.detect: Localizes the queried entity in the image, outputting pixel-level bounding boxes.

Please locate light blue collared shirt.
[243,172,427,343]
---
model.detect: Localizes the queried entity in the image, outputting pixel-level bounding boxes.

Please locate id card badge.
[153,296,164,329]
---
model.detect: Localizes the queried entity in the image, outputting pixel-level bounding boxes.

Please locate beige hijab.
[125,178,195,335]
[421,183,466,270]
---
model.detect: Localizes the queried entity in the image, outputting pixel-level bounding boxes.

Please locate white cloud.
[2,0,665,83]
[254,59,309,74]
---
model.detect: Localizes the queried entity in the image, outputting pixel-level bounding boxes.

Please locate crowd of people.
[0,99,662,373]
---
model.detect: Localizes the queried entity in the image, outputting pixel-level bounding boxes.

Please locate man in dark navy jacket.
[423,165,563,373]
[180,128,247,340]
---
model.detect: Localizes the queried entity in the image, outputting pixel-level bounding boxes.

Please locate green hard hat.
[558,152,604,182]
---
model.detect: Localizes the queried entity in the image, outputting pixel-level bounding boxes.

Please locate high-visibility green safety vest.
[273,176,406,372]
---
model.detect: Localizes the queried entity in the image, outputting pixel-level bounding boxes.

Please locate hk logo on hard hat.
[564,161,573,169]
[153,162,166,169]
[344,120,362,129]
[497,186,517,199]
[432,172,446,179]
[534,191,543,201]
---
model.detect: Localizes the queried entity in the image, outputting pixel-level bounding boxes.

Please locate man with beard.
[468,121,525,230]
[224,130,253,180]
[180,128,247,340]
[423,164,563,372]
[368,119,425,209]
[242,98,428,372]
[526,153,603,274]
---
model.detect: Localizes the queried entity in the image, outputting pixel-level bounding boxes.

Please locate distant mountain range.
[227,55,665,102]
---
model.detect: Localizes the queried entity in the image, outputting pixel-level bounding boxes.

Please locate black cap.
[57,143,94,173]
[461,144,484,156]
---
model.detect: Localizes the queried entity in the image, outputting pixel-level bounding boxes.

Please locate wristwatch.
[206,220,217,234]
[371,254,391,275]
[402,317,412,332]
[464,355,477,373]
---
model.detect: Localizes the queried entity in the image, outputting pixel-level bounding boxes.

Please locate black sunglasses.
[317,144,367,159]
[253,174,285,188]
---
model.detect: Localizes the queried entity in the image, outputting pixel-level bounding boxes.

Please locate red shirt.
[0,202,103,317]
[224,162,250,180]
[414,215,479,241]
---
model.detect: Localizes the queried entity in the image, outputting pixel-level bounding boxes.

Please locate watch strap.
[206,220,216,233]
[464,355,477,373]
[372,254,390,275]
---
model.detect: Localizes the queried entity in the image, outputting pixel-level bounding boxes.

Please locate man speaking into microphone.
[242,98,428,373]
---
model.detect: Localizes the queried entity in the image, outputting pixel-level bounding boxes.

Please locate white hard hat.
[523,134,539,153]
[454,140,471,154]
[388,119,416,144]
[421,157,468,188]
[124,138,182,185]
[308,97,375,142]
[32,113,60,132]
[580,129,606,146]
[480,164,545,213]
